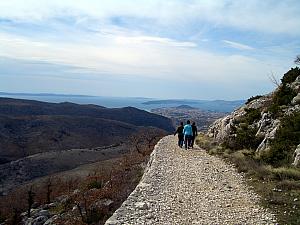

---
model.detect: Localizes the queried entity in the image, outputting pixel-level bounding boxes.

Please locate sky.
[0,0,300,100]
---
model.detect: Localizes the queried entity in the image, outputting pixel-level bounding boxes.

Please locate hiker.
[174,122,184,148]
[183,120,193,150]
[191,122,198,148]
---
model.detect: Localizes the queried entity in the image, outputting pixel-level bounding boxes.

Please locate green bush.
[273,85,297,106]
[243,108,261,124]
[262,112,300,166]
[266,67,299,117]
[268,85,297,117]
[87,180,103,189]
[281,67,300,85]
[223,126,262,150]
[224,108,262,150]
[246,95,263,104]
[235,126,262,149]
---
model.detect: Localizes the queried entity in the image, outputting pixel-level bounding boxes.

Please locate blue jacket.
[183,124,193,136]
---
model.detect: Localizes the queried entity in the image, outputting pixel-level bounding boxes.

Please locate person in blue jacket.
[183,120,193,150]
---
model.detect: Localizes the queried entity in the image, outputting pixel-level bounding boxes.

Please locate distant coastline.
[0,92,94,98]
[0,92,245,113]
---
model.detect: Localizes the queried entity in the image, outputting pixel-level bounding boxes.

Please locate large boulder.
[207,107,246,142]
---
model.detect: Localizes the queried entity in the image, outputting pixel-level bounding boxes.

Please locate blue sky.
[0,0,299,100]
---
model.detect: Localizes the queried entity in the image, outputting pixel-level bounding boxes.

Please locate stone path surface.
[105,135,277,225]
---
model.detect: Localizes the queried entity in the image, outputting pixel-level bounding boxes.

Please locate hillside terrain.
[199,67,300,224]
[0,97,173,164]
[0,98,172,224]
[151,105,226,131]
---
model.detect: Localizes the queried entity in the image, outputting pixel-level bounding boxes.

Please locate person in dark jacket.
[174,122,184,148]
[191,122,198,148]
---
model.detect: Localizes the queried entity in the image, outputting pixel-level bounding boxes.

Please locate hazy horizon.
[1,1,299,99]
[0,91,246,101]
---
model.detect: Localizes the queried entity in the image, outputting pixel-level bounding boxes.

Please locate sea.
[0,93,244,112]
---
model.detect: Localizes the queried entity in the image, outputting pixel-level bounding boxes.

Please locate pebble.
[105,135,277,225]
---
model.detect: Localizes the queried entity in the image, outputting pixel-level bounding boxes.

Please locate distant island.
[143,99,245,112]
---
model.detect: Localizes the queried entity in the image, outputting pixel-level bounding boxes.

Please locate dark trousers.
[191,135,196,148]
[184,135,192,149]
[178,134,184,147]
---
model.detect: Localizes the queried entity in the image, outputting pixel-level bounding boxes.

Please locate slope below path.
[105,135,277,225]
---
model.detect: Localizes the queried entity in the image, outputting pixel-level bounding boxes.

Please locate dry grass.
[0,131,164,225]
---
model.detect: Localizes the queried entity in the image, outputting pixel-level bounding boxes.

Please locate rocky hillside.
[0,98,174,163]
[208,67,300,167]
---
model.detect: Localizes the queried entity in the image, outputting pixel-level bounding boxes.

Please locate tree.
[268,71,280,87]
[46,178,52,204]
[27,186,35,217]
[295,55,300,65]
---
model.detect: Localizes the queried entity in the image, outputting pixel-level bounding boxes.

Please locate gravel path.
[105,135,277,225]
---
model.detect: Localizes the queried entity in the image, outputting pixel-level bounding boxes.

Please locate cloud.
[115,36,197,48]
[222,40,254,51]
[0,0,300,35]
[0,0,298,99]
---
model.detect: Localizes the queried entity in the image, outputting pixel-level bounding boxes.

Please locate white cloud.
[0,29,288,85]
[0,0,298,99]
[223,40,254,51]
[0,0,300,35]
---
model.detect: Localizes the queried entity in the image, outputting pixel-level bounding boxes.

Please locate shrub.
[262,112,300,166]
[272,167,300,180]
[273,85,297,106]
[243,108,261,124]
[87,180,103,189]
[276,180,300,191]
[224,125,262,150]
[268,85,297,117]
[196,133,217,150]
[281,67,300,85]
[246,95,263,104]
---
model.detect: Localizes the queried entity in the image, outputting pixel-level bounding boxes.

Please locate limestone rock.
[35,216,48,225]
[93,198,114,208]
[256,119,280,154]
[292,93,300,105]
[292,144,300,167]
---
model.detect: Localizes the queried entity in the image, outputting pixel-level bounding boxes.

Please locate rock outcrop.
[208,73,300,166]
[293,144,300,167]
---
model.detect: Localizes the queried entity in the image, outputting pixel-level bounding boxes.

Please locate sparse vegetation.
[266,67,299,117]
[222,108,262,150]
[87,179,104,189]
[0,130,164,225]
[281,67,300,85]
[295,56,300,65]
[246,95,263,104]
[27,186,35,217]
[261,111,300,166]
